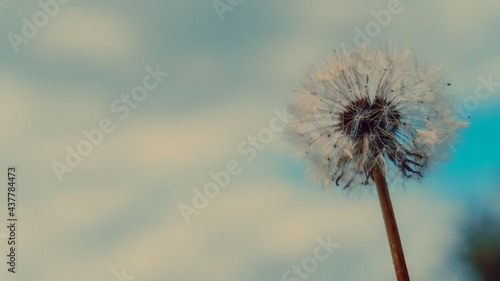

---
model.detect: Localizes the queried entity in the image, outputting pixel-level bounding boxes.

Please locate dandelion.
[286,44,468,281]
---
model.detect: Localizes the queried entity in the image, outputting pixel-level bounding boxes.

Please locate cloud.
[33,7,142,66]
[72,181,461,281]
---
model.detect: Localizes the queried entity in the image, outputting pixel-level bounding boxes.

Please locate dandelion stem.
[372,164,410,281]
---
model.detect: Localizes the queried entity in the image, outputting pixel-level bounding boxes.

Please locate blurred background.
[0,0,499,280]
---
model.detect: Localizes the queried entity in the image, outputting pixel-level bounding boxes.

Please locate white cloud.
[35,8,142,64]
[81,99,283,177]
[80,182,462,281]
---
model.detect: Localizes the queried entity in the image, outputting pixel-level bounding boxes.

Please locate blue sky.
[0,1,499,281]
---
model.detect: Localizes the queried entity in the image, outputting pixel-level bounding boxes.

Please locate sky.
[0,0,499,281]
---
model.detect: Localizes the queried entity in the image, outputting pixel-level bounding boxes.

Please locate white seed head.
[286,44,468,191]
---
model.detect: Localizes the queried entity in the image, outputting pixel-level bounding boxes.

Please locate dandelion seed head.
[286,44,468,191]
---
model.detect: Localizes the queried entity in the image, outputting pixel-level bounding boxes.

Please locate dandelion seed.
[286,44,468,190]
[285,43,468,281]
